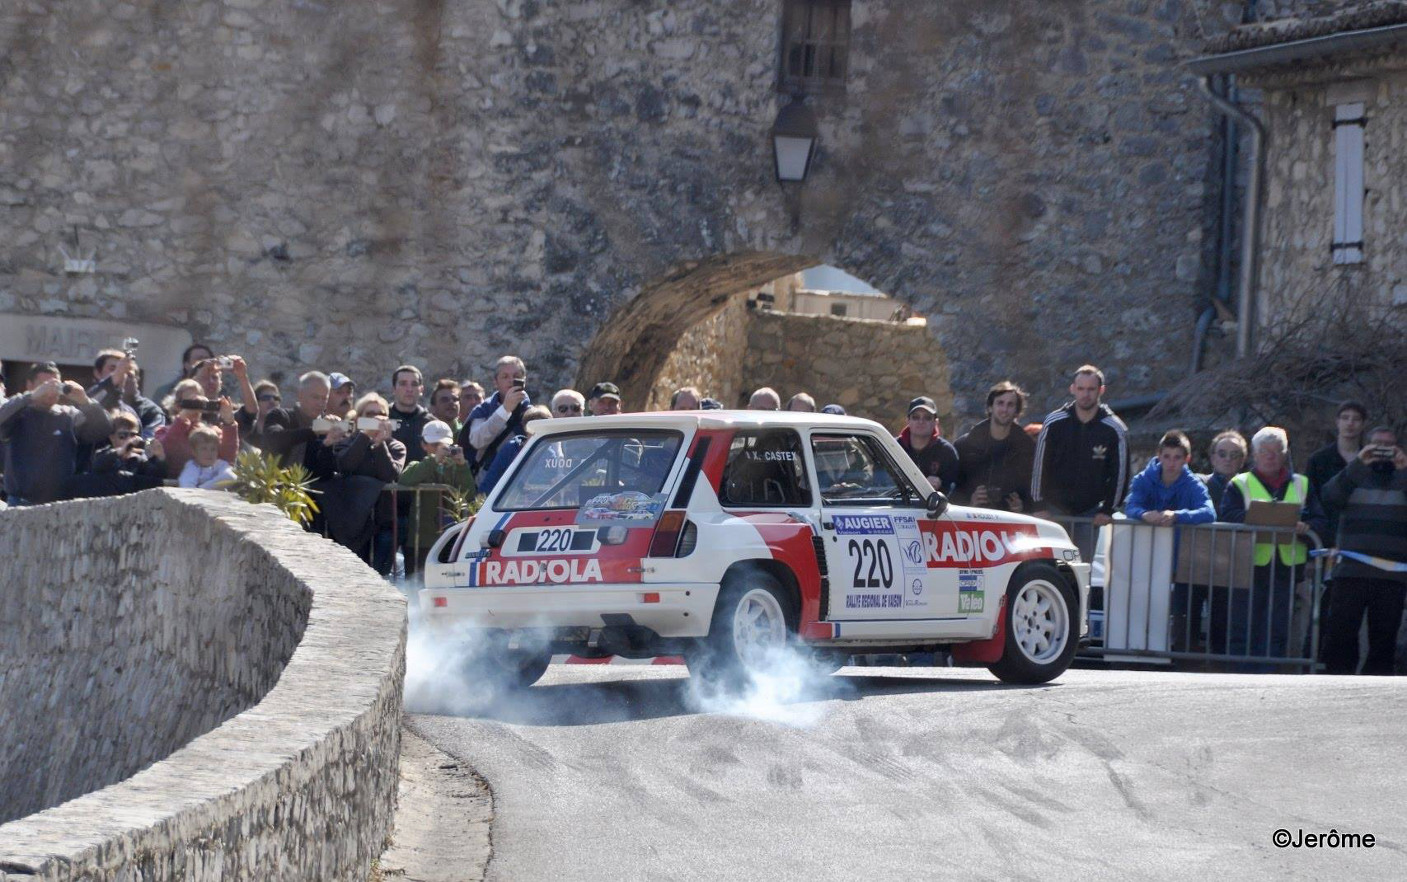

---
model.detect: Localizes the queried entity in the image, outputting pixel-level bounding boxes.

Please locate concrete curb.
[0,489,407,881]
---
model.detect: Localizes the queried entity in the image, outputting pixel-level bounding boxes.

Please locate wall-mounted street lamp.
[771,98,818,183]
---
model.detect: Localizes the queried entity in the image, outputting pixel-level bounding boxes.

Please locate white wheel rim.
[732,588,787,669]
[1010,579,1069,665]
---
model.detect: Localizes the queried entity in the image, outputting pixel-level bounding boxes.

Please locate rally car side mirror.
[926,491,948,519]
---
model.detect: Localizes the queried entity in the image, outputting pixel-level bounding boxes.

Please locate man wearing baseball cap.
[896,396,959,495]
[327,372,357,417]
[588,382,622,416]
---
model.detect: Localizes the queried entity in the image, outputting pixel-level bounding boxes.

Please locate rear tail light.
[648,510,688,557]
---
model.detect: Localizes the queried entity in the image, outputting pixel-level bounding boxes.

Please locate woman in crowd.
[1198,429,1247,516]
[322,393,406,575]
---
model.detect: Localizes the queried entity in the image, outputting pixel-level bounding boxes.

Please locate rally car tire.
[988,562,1079,685]
[462,637,551,691]
[687,568,797,692]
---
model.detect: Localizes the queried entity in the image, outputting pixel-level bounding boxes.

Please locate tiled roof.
[1206,0,1407,53]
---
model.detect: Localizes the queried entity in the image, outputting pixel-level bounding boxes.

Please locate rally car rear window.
[493,430,684,512]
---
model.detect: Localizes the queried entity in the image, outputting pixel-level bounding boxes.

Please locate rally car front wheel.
[687,568,797,691]
[988,563,1079,685]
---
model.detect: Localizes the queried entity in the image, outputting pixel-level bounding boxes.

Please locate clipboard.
[1245,500,1300,527]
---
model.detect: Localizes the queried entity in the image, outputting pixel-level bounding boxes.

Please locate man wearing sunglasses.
[551,389,585,418]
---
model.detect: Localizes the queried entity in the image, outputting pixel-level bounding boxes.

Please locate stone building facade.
[3,0,1258,420]
[1202,2,1407,331]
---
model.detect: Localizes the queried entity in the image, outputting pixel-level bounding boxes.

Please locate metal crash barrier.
[1047,515,1325,671]
[315,482,466,582]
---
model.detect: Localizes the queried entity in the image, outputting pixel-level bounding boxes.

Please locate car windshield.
[494,429,685,511]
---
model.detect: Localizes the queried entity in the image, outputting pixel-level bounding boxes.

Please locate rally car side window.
[720,430,812,507]
[811,433,923,506]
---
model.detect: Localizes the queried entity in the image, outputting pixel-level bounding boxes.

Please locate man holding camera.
[89,347,165,438]
[463,355,530,473]
[1320,426,1407,675]
[0,362,113,505]
[258,371,332,470]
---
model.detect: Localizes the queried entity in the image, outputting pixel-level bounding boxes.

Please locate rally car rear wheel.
[988,563,1078,685]
[462,635,551,691]
[687,568,796,691]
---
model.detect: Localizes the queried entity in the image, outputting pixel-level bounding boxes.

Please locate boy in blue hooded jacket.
[1124,430,1216,526]
[1125,430,1216,653]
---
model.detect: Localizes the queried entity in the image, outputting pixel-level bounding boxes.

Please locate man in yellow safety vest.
[1220,426,1328,664]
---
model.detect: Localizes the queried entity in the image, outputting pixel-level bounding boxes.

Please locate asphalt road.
[411,666,1407,881]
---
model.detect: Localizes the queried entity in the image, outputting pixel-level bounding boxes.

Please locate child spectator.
[80,411,167,497]
[1124,430,1216,527]
[399,420,477,562]
[178,425,235,490]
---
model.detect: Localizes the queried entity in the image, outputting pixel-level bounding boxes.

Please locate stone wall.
[0,490,405,881]
[1,0,1244,424]
[744,311,952,431]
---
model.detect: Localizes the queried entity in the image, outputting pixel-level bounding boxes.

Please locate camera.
[312,417,353,435]
[512,376,526,390]
[448,445,463,458]
[127,436,147,451]
[122,337,139,357]
[216,356,234,370]
[178,398,222,415]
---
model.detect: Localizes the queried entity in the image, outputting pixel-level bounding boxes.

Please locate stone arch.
[574,251,816,408]
[576,250,953,427]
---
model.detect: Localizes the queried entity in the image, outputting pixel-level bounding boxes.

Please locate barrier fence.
[276,480,1330,672]
[1047,515,1325,671]
[312,482,463,581]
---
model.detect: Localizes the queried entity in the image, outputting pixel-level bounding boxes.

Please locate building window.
[1332,102,1365,265]
[780,0,851,92]
[830,303,847,317]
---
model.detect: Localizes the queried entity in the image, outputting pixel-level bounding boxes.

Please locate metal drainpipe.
[1190,73,1243,374]
[1198,75,1265,359]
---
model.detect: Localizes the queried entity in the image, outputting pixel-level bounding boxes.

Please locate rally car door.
[807,431,960,620]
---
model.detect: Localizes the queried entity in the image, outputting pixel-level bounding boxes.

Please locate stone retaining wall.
[0,489,406,881]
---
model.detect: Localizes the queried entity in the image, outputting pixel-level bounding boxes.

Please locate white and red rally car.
[421,411,1089,689]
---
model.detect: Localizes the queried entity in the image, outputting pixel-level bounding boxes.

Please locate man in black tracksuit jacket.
[1031,367,1130,522]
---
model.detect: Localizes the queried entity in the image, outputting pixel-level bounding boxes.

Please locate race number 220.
[848,539,894,589]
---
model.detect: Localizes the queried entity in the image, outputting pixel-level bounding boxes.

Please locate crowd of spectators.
[1,348,1401,671]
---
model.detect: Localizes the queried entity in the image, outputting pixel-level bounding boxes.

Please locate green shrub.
[227,449,320,527]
